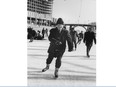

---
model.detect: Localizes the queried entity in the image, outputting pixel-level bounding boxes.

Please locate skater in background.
[77,31,84,44]
[27,27,36,42]
[36,30,43,40]
[83,26,96,57]
[70,26,78,50]
[42,18,73,78]
[42,28,45,39]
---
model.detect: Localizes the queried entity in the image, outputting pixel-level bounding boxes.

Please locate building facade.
[27,0,56,31]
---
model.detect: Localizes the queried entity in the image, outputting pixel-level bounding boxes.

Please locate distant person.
[37,30,43,40]
[77,31,84,44]
[42,28,45,38]
[27,27,36,42]
[83,27,96,57]
[30,29,36,42]
[27,26,32,39]
[70,27,78,50]
[46,28,48,37]
[42,18,73,78]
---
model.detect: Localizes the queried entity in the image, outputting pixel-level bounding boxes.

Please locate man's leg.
[42,53,54,72]
[86,44,92,57]
[88,43,92,51]
[86,44,90,57]
[74,40,77,50]
[79,39,81,44]
[55,56,62,69]
[54,52,64,78]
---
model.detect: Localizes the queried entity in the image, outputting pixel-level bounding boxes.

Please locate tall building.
[27,0,55,30]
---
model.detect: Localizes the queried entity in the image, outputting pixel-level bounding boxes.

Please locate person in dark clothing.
[30,29,36,42]
[83,27,96,57]
[27,27,32,39]
[27,27,36,42]
[37,30,43,40]
[42,28,45,38]
[70,27,78,50]
[42,18,73,78]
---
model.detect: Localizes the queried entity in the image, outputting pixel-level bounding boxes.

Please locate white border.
[0,0,116,86]
[97,0,116,86]
[0,0,27,86]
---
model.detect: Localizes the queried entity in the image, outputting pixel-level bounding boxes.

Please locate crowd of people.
[27,27,48,42]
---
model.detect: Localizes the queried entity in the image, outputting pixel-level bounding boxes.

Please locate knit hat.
[56,18,64,25]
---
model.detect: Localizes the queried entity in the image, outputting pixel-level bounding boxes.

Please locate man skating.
[42,18,73,78]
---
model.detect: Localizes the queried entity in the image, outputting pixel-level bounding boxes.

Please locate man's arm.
[48,29,56,43]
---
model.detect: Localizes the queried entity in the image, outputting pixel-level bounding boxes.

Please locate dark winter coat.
[83,31,96,45]
[48,27,73,56]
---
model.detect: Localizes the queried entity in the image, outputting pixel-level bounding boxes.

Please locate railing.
[65,24,96,27]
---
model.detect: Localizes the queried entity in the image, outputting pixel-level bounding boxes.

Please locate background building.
[27,0,56,31]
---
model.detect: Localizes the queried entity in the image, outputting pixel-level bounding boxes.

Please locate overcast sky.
[52,0,96,24]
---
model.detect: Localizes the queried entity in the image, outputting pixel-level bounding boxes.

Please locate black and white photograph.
[1,0,116,86]
[27,0,96,86]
